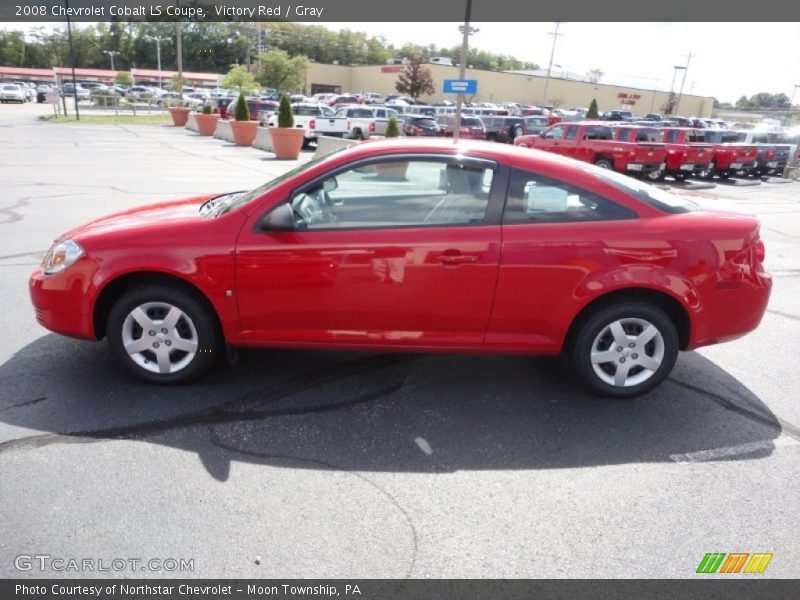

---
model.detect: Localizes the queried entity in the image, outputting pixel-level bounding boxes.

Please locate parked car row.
[513,121,794,181]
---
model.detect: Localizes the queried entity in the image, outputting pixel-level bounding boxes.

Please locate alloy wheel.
[589,318,665,387]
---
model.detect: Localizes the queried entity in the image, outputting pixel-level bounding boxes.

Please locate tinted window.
[636,129,661,142]
[543,126,564,139]
[291,159,495,229]
[584,126,613,140]
[503,168,637,224]
[565,126,579,140]
[617,129,632,142]
[462,117,483,127]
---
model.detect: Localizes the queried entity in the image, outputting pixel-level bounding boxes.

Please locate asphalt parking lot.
[1,101,799,578]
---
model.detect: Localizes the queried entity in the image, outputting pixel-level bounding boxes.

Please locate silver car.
[0,84,27,103]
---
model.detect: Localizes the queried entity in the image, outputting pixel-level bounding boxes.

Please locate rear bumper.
[627,162,665,173]
[689,272,772,349]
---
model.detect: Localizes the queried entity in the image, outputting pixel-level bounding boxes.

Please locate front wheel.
[107,285,220,384]
[570,301,679,399]
[594,159,613,170]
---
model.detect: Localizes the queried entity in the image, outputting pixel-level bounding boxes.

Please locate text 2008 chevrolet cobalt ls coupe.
[30,139,771,398]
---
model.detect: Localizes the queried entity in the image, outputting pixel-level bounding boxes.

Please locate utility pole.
[103,50,119,72]
[542,22,563,106]
[176,21,183,96]
[453,0,476,140]
[676,52,692,115]
[145,36,168,87]
[64,0,79,120]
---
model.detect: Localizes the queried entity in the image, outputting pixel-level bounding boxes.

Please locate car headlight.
[42,239,85,275]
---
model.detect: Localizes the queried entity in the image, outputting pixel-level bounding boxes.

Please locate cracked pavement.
[1,102,799,578]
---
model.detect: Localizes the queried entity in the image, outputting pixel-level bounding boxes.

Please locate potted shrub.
[269,93,305,159]
[195,103,220,136]
[377,115,408,180]
[229,93,258,146]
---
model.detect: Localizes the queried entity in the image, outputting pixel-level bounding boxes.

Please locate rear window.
[293,106,320,116]
[584,126,613,140]
[349,108,375,118]
[636,129,661,142]
[462,117,483,127]
[415,118,438,127]
[577,164,698,214]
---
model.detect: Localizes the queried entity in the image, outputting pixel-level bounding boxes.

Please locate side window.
[666,130,678,143]
[503,168,637,224]
[543,126,564,139]
[290,159,495,230]
[565,126,579,140]
[617,129,631,142]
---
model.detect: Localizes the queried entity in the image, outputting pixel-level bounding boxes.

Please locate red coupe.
[29,139,771,398]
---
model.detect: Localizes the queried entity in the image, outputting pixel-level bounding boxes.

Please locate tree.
[587,99,599,119]
[168,74,186,92]
[385,115,400,138]
[395,55,435,100]
[222,64,258,93]
[234,93,250,121]
[277,93,294,128]
[661,92,678,115]
[114,71,133,86]
[257,49,309,92]
[587,68,603,84]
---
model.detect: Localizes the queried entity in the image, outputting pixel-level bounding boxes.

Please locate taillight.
[413,125,421,133]
[309,119,315,130]
[347,120,351,130]
[755,239,765,264]
[628,150,636,160]
[765,149,774,159]
[369,122,375,132]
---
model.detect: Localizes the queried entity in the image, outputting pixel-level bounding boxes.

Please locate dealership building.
[1,61,714,117]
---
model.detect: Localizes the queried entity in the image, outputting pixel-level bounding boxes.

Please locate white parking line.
[414,437,433,455]
[669,435,799,463]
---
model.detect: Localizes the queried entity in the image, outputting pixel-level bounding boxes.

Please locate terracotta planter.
[376,162,409,180]
[167,106,191,127]
[195,113,221,136]
[269,127,306,160]
[229,120,259,147]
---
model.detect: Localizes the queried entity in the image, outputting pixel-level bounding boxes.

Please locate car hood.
[58,194,218,243]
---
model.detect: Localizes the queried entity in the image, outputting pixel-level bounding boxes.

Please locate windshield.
[576,163,698,214]
[217,148,348,216]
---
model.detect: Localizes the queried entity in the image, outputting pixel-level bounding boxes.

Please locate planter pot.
[195,113,221,136]
[168,106,191,127]
[269,127,306,160]
[376,162,409,180]
[230,120,259,147]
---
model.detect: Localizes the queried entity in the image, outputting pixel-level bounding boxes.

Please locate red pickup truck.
[610,125,713,181]
[660,128,759,179]
[514,122,667,176]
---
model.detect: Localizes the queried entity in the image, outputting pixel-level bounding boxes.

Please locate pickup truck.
[514,122,667,176]
[661,128,759,179]
[261,103,351,147]
[731,130,793,177]
[613,125,713,181]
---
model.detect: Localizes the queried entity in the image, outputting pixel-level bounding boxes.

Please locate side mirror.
[540,131,546,138]
[257,203,294,233]
[323,177,338,193]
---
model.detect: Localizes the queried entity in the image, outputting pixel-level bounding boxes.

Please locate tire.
[700,162,716,180]
[107,285,220,384]
[673,172,689,182]
[718,170,731,180]
[594,159,613,170]
[570,301,679,399]
[646,169,666,182]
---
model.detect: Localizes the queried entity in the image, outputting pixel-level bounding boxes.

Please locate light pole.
[542,22,564,106]
[103,50,119,72]
[145,36,168,87]
[785,84,800,126]
[676,52,693,115]
[64,0,79,120]
[453,0,478,140]
[671,65,686,115]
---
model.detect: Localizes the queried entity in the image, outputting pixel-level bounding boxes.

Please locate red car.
[516,122,667,177]
[29,139,771,398]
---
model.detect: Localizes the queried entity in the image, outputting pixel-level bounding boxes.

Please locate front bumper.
[29,262,99,341]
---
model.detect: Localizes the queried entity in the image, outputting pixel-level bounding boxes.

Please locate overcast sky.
[3,21,799,102]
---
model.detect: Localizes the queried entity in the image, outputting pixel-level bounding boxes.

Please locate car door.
[234,153,505,348]
[539,125,566,154]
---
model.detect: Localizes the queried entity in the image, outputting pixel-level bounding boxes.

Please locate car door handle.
[434,254,479,266]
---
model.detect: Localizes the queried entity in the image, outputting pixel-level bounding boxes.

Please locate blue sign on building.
[443,79,478,94]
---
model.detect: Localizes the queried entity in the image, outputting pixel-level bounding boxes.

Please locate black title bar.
[4,0,800,21]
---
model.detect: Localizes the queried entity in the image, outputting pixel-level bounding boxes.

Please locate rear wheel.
[570,301,679,399]
[594,159,613,170]
[646,169,666,182]
[673,172,690,182]
[107,285,220,384]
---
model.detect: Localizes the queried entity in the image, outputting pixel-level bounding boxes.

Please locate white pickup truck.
[261,103,351,147]
[333,105,402,139]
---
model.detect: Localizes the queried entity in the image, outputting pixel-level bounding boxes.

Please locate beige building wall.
[305,63,713,118]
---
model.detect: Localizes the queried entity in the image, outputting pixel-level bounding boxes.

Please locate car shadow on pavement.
[0,334,786,481]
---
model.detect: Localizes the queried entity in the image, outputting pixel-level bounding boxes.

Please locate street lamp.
[453,0,478,140]
[145,36,169,87]
[671,65,686,115]
[676,52,693,115]
[542,22,564,106]
[786,84,800,126]
[103,50,119,72]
